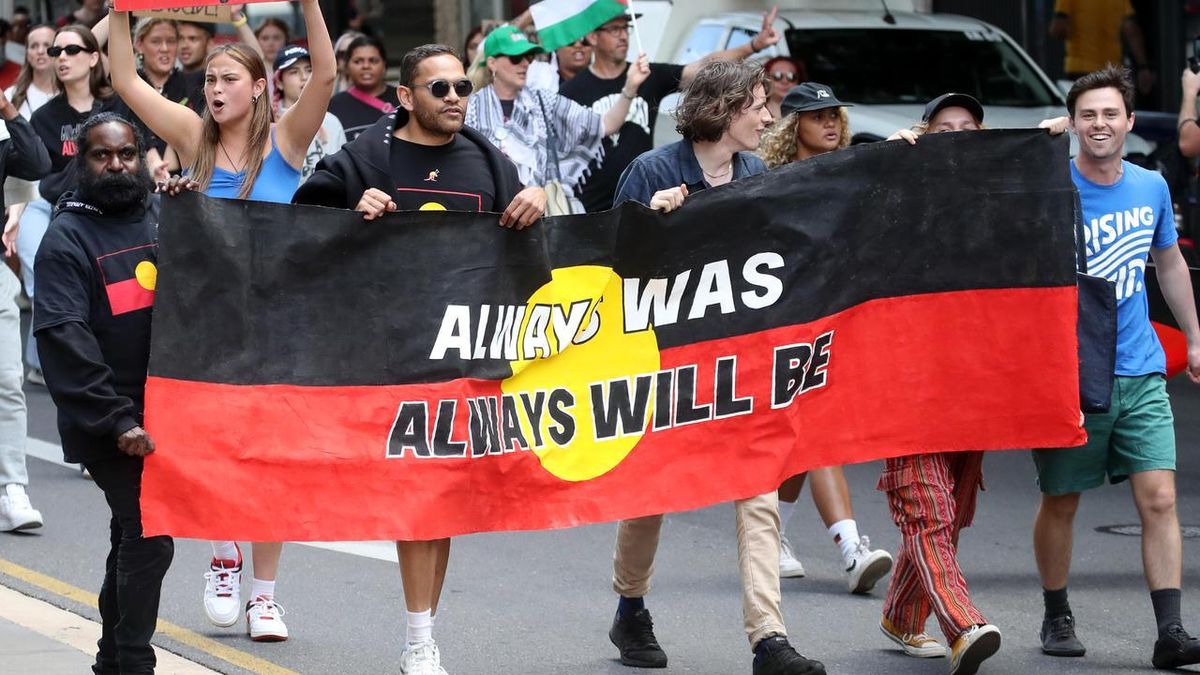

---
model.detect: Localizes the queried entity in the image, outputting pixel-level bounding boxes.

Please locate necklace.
[218,139,246,174]
[701,160,732,180]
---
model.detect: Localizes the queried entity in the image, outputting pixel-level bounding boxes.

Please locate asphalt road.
[4,364,1200,674]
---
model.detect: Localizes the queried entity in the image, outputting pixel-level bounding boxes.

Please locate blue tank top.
[203,131,301,204]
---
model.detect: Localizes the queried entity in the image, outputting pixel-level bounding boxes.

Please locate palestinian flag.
[141,130,1086,542]
[531,0,629,51]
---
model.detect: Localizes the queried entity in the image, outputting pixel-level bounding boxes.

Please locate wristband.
[621,89,636,100]
[232,14,247,28]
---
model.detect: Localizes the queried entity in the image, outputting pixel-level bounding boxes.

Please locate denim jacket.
[612,139,767,208]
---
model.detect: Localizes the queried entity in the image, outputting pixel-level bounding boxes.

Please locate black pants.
[83,454,174,675]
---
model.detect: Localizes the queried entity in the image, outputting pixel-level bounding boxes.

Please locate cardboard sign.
[132,6,232,23]
[115,0,271,12]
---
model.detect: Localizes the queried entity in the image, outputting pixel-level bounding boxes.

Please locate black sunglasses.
[770,71,797,82]
[416,78,474,98]
[505,53,536,65]
[48,44,95,57]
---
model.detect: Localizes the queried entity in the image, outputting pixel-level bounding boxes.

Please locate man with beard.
[294,44,542,675]
[33,112,173,675]
[606,61,824,675]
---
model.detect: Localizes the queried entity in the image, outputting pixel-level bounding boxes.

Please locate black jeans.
[83,453,174,675]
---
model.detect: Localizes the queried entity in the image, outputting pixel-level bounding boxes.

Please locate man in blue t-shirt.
[1033,66,1200,669]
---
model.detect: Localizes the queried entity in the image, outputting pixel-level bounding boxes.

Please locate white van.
[633,0,1152,158]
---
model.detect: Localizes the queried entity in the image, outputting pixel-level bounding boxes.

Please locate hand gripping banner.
[141,130,1086,541]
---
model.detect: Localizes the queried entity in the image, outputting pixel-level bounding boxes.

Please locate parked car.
[637,0,1153,160]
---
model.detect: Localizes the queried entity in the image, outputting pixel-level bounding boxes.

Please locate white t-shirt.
[3,83,53,207]
[5,83,54,121]
[300,112,347,183]
[526,57,560,93]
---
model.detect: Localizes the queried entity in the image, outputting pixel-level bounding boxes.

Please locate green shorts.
[1033,374,1175,496]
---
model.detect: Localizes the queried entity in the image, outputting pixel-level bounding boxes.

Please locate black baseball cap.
[275,45,310,72]
[922,93,984,123]
[780,82,852,118]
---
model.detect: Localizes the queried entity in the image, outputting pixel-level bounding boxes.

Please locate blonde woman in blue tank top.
[108,0,334,642]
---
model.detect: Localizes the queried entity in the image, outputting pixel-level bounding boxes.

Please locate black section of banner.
[151,129,1076,386]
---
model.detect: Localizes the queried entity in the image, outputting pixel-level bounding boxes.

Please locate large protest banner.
[141,130,1086,542]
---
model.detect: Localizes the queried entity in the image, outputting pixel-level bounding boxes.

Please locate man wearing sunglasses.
[560,6,782,213]
[297,43,543,675]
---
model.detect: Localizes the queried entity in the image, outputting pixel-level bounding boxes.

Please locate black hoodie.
[293,109,522,211]
[33,192,157,463]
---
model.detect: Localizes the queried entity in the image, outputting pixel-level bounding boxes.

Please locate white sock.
[407,609,432,646]
[4,484,25,497]
[430,613,436,629]
[829,519,860,564]
[211,541,239,563]
[250,578,275,601]
[778,498,797,535]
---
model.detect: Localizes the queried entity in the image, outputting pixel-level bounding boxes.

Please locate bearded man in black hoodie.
[34,112,173,675]
[294,43,544,673]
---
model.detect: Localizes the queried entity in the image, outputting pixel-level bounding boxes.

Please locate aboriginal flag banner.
[141,130,1086,541]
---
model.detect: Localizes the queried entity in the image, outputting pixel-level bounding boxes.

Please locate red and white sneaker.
[246,595,288,642]
[203,546,242,627]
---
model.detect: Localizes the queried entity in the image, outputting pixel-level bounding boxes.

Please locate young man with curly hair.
[606,60,824,675]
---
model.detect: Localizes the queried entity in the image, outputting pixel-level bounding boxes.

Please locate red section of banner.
[141,287,1085,541]
[114,0,271,10]
[105,278,155,315]
[1153,321,1188,377]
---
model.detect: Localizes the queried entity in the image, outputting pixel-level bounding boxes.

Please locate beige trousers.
[612,491,786,647]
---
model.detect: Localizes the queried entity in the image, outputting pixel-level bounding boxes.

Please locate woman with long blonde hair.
[108,0,334,641]
[4,24,58,261]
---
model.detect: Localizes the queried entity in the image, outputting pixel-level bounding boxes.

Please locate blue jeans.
[16,198,50,371]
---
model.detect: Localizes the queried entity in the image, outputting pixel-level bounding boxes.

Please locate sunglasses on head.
[416,78,474,98]
[48,44,95,57]
[770,71,797,82]
[505,53,536,65]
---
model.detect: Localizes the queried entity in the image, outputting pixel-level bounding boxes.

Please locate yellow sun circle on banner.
[420,202,447,211]
[135,261,157,291]
[501,266,660,482]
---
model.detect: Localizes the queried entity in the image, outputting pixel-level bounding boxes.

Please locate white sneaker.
[203,550,242,627]
[401,639,448,675]
[0,484,43,531]
[779,534,806,578]
[845,535,893,594]
[246,595,288,642]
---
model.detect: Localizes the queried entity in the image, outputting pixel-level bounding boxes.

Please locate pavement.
[5,362,1200,673]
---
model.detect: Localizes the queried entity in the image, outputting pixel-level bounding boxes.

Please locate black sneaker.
[752,636,826,675]
[1040,613,1086,657]
[609,608,667,668]
[1153,624,1200,669]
